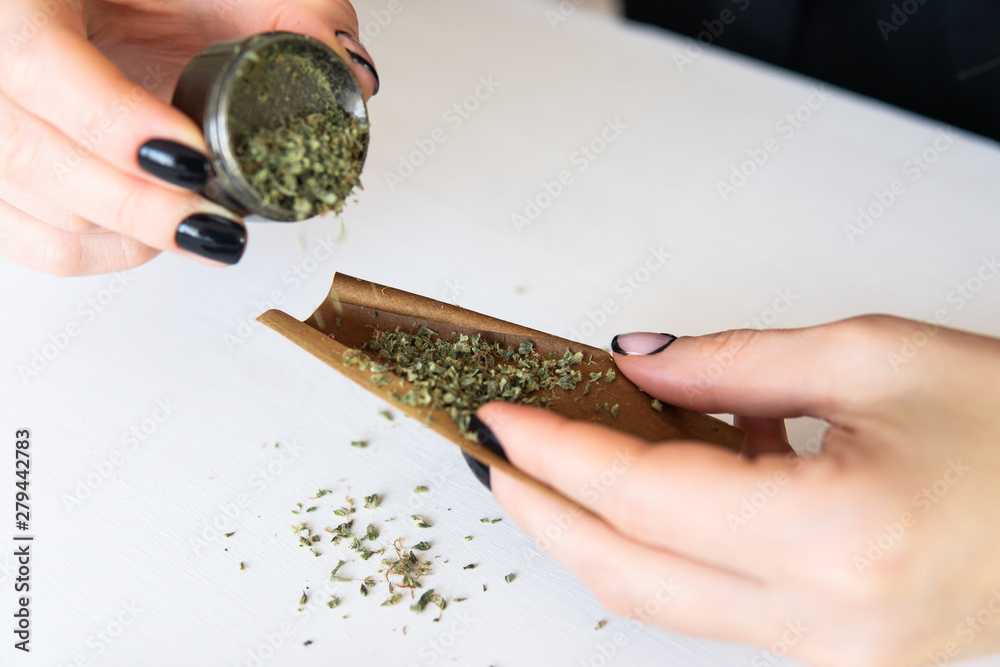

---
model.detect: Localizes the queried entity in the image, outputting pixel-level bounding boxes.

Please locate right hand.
[0,0,378,276]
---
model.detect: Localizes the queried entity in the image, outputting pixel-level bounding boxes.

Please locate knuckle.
[106,234,157,272]
[588,578,637,619]
[830,314,908,348]
[36,236,84,277]
[0,29,47,98]
[106,182,153,238]
[0,110,44,188]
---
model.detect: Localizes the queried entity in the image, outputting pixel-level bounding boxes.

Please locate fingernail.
[138,139,211,190]
[611,333,677,356]
[336,31,380,95]
[176,214,246,265]
[462,414,508,491]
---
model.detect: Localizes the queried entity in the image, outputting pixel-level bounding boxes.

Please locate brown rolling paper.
[258,273,743,501]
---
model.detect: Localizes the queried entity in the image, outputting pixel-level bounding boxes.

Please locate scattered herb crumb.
[378,409,393,421]
[364,493,380,509]
[411,515,432,528]
[651,399,663,412]
[224,532,235,538]
[351,440,368,448]
[413,486,429,493]
[504,573,516,584]
[327,597,341,609]
[463,563,478,570]
[596,620,608,631]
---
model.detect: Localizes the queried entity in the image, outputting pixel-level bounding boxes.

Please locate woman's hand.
[0,0,378,276]
[478,315,1000,667]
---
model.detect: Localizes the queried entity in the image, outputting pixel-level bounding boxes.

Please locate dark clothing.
[623,0,1000,142]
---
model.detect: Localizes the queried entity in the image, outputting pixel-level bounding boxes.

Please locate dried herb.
[327,520,354,543]
[327,597,341,609]
[364,493,380,509]
[351,440,368,449]
[383,538,433,590]
[595,620,608,631]
[651,399,664,412]
[413,486,429,494]
[382,592,403,606]
[463,563,478,570]
[504,573,516,584]
[239,562,245,570]
[330,560,346,577]
[347,328,587,436]
[378,410,394,421]
[365,524,379,541]
[412,542,432,551]
[410,589,446,614]
[299,591,309,605]
[464,536,473,541]
[231,48,368,221]
[224,532,235,538]
[411,515,432,529]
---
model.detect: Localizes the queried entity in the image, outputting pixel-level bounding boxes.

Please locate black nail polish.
[346,51,379,94]
[138,140,211,190]
[462,415,508,491]
[176,214,246,265]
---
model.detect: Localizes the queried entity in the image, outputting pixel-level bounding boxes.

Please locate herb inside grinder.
[230,48,368,220]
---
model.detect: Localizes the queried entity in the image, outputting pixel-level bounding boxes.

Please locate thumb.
[234,0,379,99]
[610,315,910,421]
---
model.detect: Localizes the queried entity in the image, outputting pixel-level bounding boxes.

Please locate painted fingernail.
[611,333,677,356]
[336,32,380,95]
[138,139,210,190]
[462,414,508,491]
[176,214,246,265]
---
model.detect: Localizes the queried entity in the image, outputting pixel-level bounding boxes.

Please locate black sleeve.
[623,0,1000,143]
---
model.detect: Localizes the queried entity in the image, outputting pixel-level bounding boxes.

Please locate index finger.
[478,402,804,580]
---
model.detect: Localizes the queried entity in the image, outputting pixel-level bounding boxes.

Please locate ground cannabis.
[413,486,429,494]
[231,50,368,220]
[504,573,516,584]
[347,328,587,437]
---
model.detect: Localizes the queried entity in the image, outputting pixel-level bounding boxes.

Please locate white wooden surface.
[3,0,1000,665]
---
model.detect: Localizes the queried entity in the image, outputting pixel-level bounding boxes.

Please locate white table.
[3,0,1000,665]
